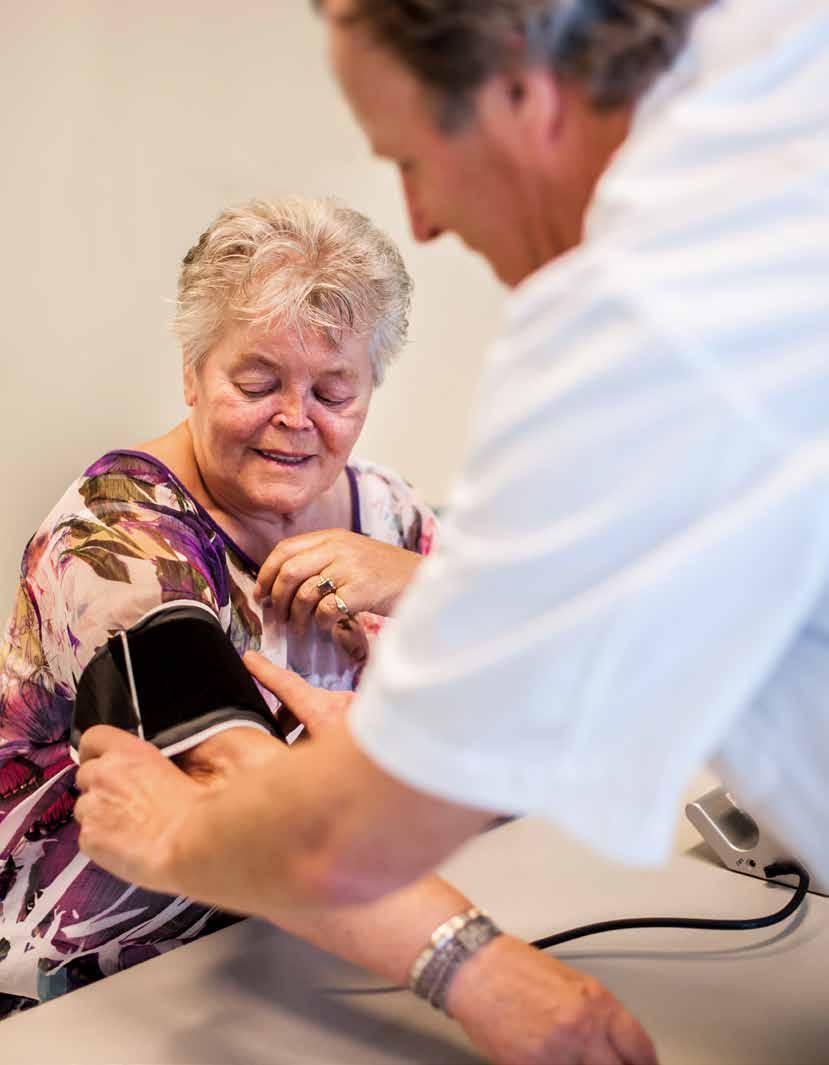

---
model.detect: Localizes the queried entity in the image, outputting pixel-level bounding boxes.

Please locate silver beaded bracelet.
[408,906,502,1015]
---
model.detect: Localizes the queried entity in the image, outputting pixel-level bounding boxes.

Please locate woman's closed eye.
[237,380,276,399]
[234,379,354,405]
[313,390,351,408]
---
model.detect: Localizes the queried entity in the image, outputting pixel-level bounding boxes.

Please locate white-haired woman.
[0,197,482,1018]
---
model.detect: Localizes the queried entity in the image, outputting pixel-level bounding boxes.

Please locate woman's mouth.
[254,449,313,467]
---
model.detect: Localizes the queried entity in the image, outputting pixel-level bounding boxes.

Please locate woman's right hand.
[254,528,421,635]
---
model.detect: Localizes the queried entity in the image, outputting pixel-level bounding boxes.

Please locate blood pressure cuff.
[70,600,286,762]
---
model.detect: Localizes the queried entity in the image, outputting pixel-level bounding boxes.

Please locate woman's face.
[185,320,374,521]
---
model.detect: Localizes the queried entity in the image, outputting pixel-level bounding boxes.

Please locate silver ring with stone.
[333,594,351,616]
[316,575,337,598]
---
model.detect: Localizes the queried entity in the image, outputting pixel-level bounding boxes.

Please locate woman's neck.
[137,422,351,566]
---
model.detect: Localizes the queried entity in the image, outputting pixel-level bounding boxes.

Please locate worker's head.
[314,0,712,284]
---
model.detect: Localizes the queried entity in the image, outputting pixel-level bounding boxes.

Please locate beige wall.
[0,2,504,616]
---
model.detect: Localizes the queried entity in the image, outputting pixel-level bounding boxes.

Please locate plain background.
[0,1,505,616]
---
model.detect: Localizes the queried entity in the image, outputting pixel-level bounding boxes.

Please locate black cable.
[531,862,810,951]
[324,865,810,1000]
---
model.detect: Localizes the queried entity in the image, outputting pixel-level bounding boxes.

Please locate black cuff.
[71,600,286,759]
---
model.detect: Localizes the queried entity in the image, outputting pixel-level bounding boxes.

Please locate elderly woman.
[0,196,476,1017]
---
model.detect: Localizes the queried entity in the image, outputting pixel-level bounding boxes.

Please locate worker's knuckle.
[537,1002,604,1062]
[76,762,100,791]
[525,1024,581,1065]
[584,975,611,1005]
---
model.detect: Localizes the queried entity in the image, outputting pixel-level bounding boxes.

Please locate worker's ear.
[475,63,564,166]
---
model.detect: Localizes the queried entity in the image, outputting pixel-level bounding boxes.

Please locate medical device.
[71,600,285,762]
[686,785,827,897]
[527,788,815,952]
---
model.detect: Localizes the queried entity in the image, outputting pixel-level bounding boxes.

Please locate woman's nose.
[272,391,312,430]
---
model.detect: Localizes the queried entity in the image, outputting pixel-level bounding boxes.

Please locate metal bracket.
[685,786,828,897]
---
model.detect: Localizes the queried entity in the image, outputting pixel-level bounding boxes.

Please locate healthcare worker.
[76,2,829,1061]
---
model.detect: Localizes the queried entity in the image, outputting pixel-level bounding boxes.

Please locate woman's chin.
[247,479,320,518]
[237,458,343,520]
[257,489,313,517]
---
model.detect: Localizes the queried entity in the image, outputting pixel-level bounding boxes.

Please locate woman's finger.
[254,530,336,601]
[288,572,340,637]
[267,547,334,623]
[254,544,289,602]
[312,585,362,634]
[331,615,369,665]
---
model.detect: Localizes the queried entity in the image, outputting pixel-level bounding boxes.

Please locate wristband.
[409,907,502,1015]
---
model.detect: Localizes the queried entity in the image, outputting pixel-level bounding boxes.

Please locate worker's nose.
[402,173,443,243]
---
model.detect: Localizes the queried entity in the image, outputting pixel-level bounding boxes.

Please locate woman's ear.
[183,354,197,407]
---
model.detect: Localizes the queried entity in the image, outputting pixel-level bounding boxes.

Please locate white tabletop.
[3,809,827,1064]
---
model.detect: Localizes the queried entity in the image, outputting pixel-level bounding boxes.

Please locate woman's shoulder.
[23,449,222,588]
[348,459,438,554]
[30,449,192,532]
[349,458,430,513]
[77,449,197,513]
[15,450,235,680]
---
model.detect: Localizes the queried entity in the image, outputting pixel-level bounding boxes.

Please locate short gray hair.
[173,197,412,385]
[317,1,715,127]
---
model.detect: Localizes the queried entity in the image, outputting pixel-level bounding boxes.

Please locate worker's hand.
[254,529,420,637]
[245,651,353,737]
[74,725,285,893]
[448,935,658,1065]
[174,725,286,785]
[74,726,201,892]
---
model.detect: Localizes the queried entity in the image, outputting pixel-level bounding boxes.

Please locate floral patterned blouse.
[0,450,436,1018]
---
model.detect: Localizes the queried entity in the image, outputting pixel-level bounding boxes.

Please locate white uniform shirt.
[349,0,829,874]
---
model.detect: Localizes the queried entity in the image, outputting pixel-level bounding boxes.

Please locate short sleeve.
[0,453,242,997]
[341,462,440,660]
[14,455,230,700]
[348,267,829,867]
